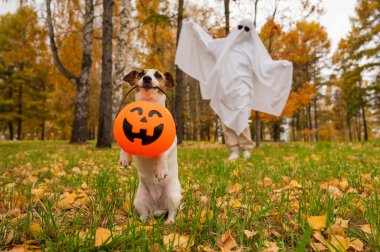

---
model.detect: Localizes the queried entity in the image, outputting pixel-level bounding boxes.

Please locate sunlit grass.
[0,141,379,251]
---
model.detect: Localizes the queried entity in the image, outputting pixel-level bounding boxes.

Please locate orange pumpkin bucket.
[114,100,176,157]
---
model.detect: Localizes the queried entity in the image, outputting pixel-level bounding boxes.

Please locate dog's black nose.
[143,75,152,83]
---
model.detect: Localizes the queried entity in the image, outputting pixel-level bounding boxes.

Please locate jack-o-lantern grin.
[122,107,164,145]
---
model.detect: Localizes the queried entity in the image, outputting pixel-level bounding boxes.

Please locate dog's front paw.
[155,168,168,182]
[120,151,132,168]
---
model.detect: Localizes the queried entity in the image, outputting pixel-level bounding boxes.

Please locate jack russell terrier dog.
[119,69,181,224]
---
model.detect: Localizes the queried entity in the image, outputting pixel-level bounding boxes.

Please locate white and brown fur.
[120,69,181,224]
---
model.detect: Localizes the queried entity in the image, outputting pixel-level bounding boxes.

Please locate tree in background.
[0,7,51,140]
[46,0,94,143]
[332,0,379,141]
[97,0,114,148]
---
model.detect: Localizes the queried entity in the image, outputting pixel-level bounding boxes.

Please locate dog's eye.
[138,72,144,78]
[154,72,162,79]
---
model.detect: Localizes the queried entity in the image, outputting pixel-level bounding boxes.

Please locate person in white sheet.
[175,19,293,160]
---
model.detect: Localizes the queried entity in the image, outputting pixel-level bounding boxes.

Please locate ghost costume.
[175,19,293,154]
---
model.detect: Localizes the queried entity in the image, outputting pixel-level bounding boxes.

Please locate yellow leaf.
[335,218,349,228]
[14,195,27,207]
[29,223,42,235]
[163,233,194,250]
[360,224,372,235]
[349,238,364,251]
[57,192,76,209]
[217,231,237,251]
[261,240,279,252]
[327,224,345,237]
[4,230,15,245]
[263,177,272,187]
[135,226,153,232]
[31,188,45,199]
[338,179,349,191]
[227,183,242,194]
[244,230,257,238]
[95,227,112,247]
[198,245,217,252]
[307,215,327,230]
[313,231,327,245]
[28,175,39,184]
[327,235,349,252]
[310,242,327,251]
[228,198,241,209]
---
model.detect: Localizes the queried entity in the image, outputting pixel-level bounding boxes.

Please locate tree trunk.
[347,115,352,141]
[361,103,368,141]
[46,0,94,143]
[273,120,281,142]
[112,0,131,121]
[356,115,361,141]
[255,111,261,147]
[224,0,230,35]
[97,0,114,148]
[307,105,312,142]
[41,81,46,141]
[184,76,191,140]
[175,0,184,144]
[253,0,259,27]
[292,115,296,141]
[193,82,200,141]
[313,97,318,141]
[17,82,22,140]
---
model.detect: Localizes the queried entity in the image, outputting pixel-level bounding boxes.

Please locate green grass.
[0,141,379,251]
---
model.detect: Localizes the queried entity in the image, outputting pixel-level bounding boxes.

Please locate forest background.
[0,0,379,147]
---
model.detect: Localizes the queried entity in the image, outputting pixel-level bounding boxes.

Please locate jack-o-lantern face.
[114,101,176,157]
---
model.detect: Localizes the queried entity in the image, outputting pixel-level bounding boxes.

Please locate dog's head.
[123,69,175,104]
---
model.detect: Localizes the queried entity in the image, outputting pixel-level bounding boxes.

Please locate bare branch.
[45,0,78,84]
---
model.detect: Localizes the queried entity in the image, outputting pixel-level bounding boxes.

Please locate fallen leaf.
[313,231,327,245]
[327,235,349,251]
[338,179,349,191]
[310,242,327,251]
[261,241,279,252]
[263,177,273,187]
[327,223,345,237]
[29,223,42,235]
[4,230,14,245]
[57,192,76,209]
[95,227,112,247]
[307,215,327,230]
[217,231,237,251]
[135,226,153,232]
[244,230,257,238]
[228,198,242,209]
[198,245,217,252]
[31,188,45,199]
[360,224,372,235]
[163,233,194,250]
[335,218,349,228]
[227,183,242,194]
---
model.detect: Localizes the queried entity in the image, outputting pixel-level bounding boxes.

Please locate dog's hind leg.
[164,180,181,224]
[134,182,150,222]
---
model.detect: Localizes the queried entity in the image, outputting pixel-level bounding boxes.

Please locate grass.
[0,141,379,251]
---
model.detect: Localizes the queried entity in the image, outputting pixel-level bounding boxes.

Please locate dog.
[119,69,181,224]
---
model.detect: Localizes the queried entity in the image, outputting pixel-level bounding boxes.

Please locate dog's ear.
[123,70,138,86]
[164,72,176,88]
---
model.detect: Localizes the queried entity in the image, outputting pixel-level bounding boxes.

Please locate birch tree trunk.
[112,0,131,121]
[175,0,184,144]
[46,0,94,143]
[97,0,114,148]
